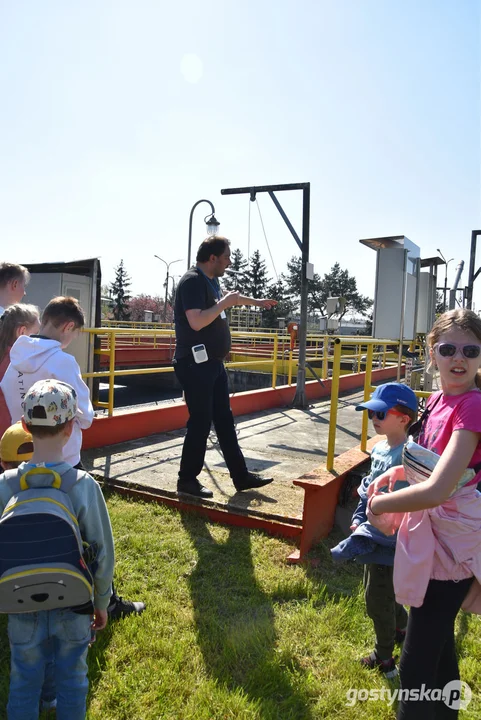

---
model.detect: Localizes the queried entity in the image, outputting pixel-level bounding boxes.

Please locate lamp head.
[206,214,220,236]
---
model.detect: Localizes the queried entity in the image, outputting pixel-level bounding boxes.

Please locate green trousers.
[363,563,408,660]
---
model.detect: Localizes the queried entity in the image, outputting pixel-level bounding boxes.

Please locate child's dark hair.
[41,296,85,329]
[196,236,230,263]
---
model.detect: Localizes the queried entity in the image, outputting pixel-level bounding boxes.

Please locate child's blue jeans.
[7,608,92,720]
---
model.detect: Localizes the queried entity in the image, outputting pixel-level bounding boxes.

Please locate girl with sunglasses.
[368,309,481,719]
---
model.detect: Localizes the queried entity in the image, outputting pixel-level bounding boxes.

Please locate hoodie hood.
[9,336,62,374]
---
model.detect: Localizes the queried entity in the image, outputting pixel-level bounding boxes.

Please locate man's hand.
[92,608,108,631]
[256,299,278,310]
[222,291,241,309]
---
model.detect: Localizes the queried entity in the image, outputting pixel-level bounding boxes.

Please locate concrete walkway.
[83,387,373,528]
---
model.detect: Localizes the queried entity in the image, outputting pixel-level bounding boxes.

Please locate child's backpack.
[0,465,95,614]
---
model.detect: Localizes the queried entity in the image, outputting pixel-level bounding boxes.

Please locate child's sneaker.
[360,651,398,679]
[395,627,407,644]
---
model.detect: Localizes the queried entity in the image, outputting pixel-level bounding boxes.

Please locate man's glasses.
[434,343,481,359]
[367,409,408,421]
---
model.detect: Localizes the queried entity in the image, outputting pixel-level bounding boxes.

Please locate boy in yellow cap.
[0,421,34,470]
[0,421,56,716]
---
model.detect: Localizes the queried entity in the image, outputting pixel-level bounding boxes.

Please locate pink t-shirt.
[419,389,481,486]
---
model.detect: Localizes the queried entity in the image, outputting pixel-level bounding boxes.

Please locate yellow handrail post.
[360,344,374,452]
[288,351,293,385]
[326,339,342,471]
[322,336,328,380]
[272,333,278,388]
[108,330,116,417]
[357,343,361,373]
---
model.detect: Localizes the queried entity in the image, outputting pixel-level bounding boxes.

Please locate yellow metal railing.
[325,337,426,471]
[82,327,282,417]
[83,326,426,468]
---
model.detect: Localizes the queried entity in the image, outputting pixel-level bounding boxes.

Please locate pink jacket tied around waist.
[391,440,481,612]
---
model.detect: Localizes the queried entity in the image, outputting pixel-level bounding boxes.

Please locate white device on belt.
[192,344,208,364]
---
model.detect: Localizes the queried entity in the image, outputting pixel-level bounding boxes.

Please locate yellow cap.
[0,422,34,463]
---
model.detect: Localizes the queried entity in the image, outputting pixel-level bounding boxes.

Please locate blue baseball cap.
[355,383,418,413]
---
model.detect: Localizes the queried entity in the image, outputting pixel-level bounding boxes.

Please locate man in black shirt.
[174,236,278,498]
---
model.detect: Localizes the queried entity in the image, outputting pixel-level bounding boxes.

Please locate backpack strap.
[408,392,442,440]
[57,466,89,493]
[3,469,23,496]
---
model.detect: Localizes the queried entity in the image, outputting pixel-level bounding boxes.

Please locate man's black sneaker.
[233,472,274,492]
[177,480,214,498]
[107,595,146,619]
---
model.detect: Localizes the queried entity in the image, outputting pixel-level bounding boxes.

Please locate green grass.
[1,493,480,719]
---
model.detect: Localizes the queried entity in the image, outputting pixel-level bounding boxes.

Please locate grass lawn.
[1,492,480,719]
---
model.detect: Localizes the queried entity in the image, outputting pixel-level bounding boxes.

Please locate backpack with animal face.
[0,466,96,613]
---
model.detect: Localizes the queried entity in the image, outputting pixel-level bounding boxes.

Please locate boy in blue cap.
[331,382,418,678]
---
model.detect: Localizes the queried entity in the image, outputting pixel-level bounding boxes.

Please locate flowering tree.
[128,294,172,322]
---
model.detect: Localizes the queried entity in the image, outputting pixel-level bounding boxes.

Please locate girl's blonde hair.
[0,304,40,363]
[427,309,481,389]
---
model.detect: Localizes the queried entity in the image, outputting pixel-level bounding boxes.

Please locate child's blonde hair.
[427,309,481,389]
[0,304,40,363]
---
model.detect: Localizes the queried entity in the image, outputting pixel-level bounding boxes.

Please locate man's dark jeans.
[174,357,248,483]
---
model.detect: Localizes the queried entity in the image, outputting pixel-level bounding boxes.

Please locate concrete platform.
[82,387,373,531]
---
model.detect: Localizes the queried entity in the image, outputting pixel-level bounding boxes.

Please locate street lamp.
[437,249,454,312]
[167,273,182,307]
[154,255,183,321]
[187,199,220,271]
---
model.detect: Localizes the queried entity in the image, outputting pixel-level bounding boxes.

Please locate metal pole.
[163,268,169,322]
[187,199,215,271]
[397,249,408,382]
[360,344,374,452]
[326,339,342,470]
[449,261,464,310]
[444,265,448,313]
[293,183,310,407]
[466,230,481,310]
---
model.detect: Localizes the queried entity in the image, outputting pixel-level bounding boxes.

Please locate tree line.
[106,253,373,328]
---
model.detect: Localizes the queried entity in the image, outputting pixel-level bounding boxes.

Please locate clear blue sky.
[1,1,479,309]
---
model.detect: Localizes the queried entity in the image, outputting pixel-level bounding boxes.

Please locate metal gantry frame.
[466,230,481,310]
[221,182,311,407]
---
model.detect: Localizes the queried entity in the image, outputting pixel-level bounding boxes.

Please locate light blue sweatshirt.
[0,461,115,611]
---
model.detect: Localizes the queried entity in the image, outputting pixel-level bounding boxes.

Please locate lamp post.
[167,273,182,308]
[437,249,454,312]
[154,256,182,321]
[187,199,220,271]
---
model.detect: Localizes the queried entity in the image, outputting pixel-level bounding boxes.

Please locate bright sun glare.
[180,54,204,84]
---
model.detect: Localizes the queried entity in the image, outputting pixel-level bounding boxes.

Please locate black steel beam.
[221,182,309,196]
[268,191,302,251]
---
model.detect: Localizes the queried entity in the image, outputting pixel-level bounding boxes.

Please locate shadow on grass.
[181,512,313,720]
